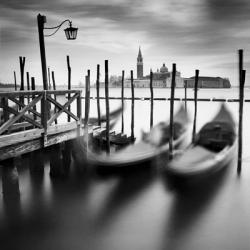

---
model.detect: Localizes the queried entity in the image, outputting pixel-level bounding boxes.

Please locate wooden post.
[169,63,176,158]
[105,60,110,154]
[14,71,17,91]
[150,70,154,128]
[1,97,9,123]
[192,70,199,143]
[1,158,20,196]
[19,57,25,110]
[96,64,101,126]
[48,67,51,90]
[237,49,244,174]
[121,70,125,134]
[131,70,135,141]
[84,74,90,152]
[26,72,30,105]
[19,57,25,91]
[184,80,187,113]
[41,91,48,147]
[77,90,82,137]
[51,71,58,125]
[31,77,37,121]
[67,55,71,122]
[37,14,48,90]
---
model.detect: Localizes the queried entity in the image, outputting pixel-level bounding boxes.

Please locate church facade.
[124,47,184,88]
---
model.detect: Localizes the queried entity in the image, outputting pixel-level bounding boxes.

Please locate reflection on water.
[0,155,250,250]
[1,89,250,250]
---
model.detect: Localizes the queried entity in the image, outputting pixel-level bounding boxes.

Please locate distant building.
[185,76,231,88]
[106,47,231,89]
[137,47,143,79]
[122,47,184,88]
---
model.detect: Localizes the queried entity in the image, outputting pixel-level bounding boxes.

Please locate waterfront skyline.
[1,0,250,86]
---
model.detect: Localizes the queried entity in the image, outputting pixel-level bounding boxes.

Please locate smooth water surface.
[0,88,250,250]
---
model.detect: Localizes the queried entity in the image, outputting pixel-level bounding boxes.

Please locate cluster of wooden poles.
[11,49,245,174]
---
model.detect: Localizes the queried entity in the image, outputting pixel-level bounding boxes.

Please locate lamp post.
[37,14,78,90]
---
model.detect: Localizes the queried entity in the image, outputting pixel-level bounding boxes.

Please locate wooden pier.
[0,89,102,162]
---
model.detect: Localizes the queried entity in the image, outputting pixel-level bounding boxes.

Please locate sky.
[1,0,250,86]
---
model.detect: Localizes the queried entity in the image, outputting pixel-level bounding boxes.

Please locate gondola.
[166,103,236,177]
[82,104,123,128]
[83,104,190,168]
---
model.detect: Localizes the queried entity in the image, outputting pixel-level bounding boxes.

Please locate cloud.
[1,0,250,85]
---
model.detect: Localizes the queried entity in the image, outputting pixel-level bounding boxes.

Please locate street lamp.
[37,14,78,90]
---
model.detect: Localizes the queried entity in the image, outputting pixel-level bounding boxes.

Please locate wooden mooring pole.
[131,70,135,142]
[19,57,25,111]
[19,57,25,91]
[31,77,37,122]
[121,70,125,134]
[84,72,91,153]
[184,80,187,113]
[51,71,58,125]
[169,63,176,159]
[237,49,245,174]
[67,55,71,122]
[48,67,51,90]
[150,70,154,128]
[14,71,17,91]
[96,64,101,126]
[26,72,30,105]
[105,60,110,154]
[192,70,199,143]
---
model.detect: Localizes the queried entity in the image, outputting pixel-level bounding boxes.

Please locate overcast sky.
[1,0,250,86]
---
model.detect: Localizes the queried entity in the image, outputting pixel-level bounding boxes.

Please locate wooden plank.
[0,121,85,148]
[0,90,81,98]
[47,95,78,122]
[8,96,41,117]
[0,94,43,135]
[0,128,44,148]
[3,107,42,130]
[47,93,79,125]
[0,125,95,161]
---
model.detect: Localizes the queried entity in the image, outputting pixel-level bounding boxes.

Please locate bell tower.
[137,46,143,79]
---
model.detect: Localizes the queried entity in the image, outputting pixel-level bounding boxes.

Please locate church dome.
[160,63,168,73]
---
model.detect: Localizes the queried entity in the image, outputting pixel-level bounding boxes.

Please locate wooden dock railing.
[0,90,83,161]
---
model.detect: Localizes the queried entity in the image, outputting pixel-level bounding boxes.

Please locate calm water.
[0,88,250,250]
